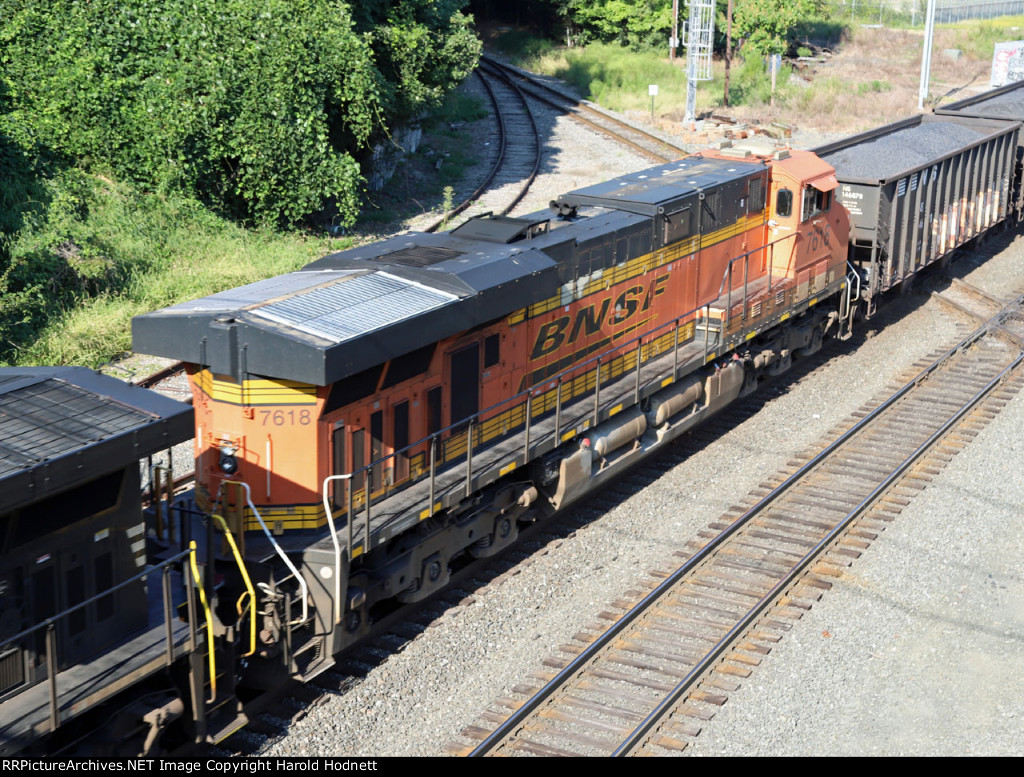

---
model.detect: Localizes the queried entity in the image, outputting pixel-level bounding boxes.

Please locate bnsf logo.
[530,274,670,360]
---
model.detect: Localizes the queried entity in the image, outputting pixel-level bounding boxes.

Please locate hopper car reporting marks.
[3,84,1022,754]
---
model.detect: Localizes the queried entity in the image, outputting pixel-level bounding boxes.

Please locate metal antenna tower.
[684,0,715,124]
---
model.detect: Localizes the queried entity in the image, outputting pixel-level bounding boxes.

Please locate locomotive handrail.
[219,480,308,626]
[0,546,193,651]
[188,540,217,703]
[321,474,350,625]
[149,464,173,540]
[847,259,862,303]
[211,513,257,657]
[0,545,197,737]
[330,227,827,553]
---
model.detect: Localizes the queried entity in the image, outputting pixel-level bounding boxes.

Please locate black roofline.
[0,367,194,513]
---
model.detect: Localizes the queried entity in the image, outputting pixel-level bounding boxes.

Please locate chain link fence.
[825,0,1024,26]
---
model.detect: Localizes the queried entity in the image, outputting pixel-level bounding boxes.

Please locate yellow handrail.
[188,540,217,703]
[211,514,257,658]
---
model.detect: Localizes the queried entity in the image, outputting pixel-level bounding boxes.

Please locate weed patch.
[1,171,337,367]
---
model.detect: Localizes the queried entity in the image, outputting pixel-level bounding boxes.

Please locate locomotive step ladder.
[201,649,248,745]
[291,631,335,682]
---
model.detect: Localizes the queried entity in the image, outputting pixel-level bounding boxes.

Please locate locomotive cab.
[0,368,193,754]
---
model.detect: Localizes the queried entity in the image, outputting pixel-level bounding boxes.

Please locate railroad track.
[932,277,1012,329]
[480,56,686,164]
[448,290,1024,757]
[423,61,542,232]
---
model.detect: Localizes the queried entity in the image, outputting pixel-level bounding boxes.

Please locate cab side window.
[776,188,793,218]
[802,186,832,221]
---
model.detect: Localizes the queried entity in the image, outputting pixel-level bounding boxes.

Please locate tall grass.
[706,57,795,111]
[946,16,1024,59]
[494,29,557,61]
[506,34,798,118]
[2,85,492,368]
[3,172,345,367]
[522,42,692,116]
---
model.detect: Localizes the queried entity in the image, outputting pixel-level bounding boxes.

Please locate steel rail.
[477,59,543,216]
[422,68,505,233]
[469,292,1024,757]
[613,347,1024,755]
[135,360,187,389]
[480,55,686,164]
[423,61,540,233]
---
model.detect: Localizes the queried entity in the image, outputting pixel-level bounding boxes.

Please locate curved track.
[423,62,542,232]
[481,56,687,164]
[454,292,1024,756]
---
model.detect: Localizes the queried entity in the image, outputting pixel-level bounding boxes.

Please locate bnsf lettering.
[648,274,670,305]
[570,298,610,342]
[531,275,669,361]
[531,317,570,359]
[611,285,644,322]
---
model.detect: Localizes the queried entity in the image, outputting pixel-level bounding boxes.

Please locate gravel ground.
[686,383,1024,757]
[258,86,1024,756]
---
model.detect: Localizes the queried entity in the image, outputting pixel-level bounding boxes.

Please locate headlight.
[218,443,239,474]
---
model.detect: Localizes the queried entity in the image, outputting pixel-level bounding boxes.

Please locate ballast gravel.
[258,91,1024,758]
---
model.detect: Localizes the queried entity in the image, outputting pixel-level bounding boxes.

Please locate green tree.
[0,0,480,228]
[553,0,673,49]
[733,0,819,57]
[353,1,481,122]
[732,0,818,101]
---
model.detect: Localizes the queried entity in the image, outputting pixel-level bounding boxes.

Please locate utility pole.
[918,0,937,109]
[724,0,733,107]
[670,0,679,60]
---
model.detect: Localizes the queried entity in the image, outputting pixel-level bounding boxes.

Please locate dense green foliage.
[525,0,825,56]
[354,1,481,122]
[554,0,673,49]
[0,0,479,228]
[733,0,822,57]
[0,0,480,366]
[0,162,337,367]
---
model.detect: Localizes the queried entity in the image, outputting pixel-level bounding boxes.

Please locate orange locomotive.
[133,145,850,666]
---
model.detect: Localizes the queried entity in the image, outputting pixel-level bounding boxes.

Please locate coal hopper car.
[935,78,1024,219]
[814,113,1020,313]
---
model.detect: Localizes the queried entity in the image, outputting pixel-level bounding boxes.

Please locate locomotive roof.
[132,206,650,386]
[134,157,765,386]
[134,158,756,387]
[0,367,194,513]
[554,155,765,216]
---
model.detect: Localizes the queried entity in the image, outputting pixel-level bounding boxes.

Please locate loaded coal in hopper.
[819,121,985,181]
[947,88,1024,119]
